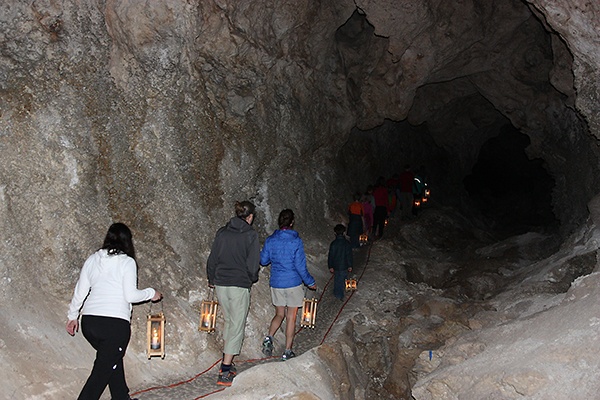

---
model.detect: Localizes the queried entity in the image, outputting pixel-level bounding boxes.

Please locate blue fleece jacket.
[260,229,315,289]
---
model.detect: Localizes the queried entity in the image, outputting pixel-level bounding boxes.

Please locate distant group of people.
[346,165,429,246]
[65,169,429,396]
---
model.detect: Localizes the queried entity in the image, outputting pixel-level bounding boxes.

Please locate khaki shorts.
[271,284,304,307]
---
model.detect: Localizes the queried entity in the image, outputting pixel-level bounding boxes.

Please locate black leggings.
[372,206,387,237]
[79,315,131,400]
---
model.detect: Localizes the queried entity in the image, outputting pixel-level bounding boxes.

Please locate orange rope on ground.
[319,242,372,345]
[131,355,280,397]
[130,358,222,396]
[319,273,334,302]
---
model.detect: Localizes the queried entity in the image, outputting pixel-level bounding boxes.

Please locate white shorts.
[271,284,304,308]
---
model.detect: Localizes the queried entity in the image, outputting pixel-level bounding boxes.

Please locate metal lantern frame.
[345,277,357,291]
[300,297,318,329]
[199,288,219,333]
[147,302,166,359]
[359,234,368,245]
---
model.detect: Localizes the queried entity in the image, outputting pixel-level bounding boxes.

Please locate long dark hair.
[102,223,136,259]
[278,209,294,229]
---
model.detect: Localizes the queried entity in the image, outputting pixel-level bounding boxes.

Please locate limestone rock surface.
[1,0,600,398]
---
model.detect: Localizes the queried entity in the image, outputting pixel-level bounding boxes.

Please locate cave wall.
[0,0,361,396]
[340,0,599,233]
[1,0,600,397]
[526,0,600,137]
[524,0,600,230]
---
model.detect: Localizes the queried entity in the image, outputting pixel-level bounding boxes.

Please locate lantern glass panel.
[201,311,211,329]
[147,312,166,359]
[359,234,368,245]
[300,298,317,329]
[303,309,311,323]
[199,300,218,332]
[151,321,161,350]
[345,278,357,291]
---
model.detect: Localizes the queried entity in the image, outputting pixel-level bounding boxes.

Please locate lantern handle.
[148,298,164,315]
[304,284,318,301]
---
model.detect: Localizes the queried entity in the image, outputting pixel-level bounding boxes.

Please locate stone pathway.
[130,358,267,399]
[131,244,372,400]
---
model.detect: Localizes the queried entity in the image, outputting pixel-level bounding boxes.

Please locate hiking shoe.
[217,371,235,386]
[219,363,236,376]
[262,336,273,357]
[281,349,296,361]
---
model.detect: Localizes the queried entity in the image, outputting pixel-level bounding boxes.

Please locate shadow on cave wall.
[463,124,558,236]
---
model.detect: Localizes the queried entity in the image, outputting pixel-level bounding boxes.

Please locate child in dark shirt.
[328,224,353,301]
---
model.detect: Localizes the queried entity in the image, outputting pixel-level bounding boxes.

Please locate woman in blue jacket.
[260,209,316,360]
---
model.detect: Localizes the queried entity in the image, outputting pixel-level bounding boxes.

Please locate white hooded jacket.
[67,249,155,322]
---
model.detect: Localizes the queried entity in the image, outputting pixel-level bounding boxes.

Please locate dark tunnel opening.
[334,7,566,240]
[463,124,558,235]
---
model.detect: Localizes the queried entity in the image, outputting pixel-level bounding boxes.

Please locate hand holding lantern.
[146,300,166,359]
[199,287,219,333]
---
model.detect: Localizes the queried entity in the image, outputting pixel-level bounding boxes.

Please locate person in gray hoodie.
[206,200,260,386]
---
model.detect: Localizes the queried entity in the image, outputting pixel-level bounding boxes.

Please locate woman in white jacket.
[66,223,162,400]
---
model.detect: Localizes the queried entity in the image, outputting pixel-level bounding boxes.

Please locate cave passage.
[463,124,558,235]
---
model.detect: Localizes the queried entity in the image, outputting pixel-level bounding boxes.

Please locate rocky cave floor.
[127,201,594,400]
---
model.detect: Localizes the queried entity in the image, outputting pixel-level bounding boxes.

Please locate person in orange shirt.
[347,192,365,248]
